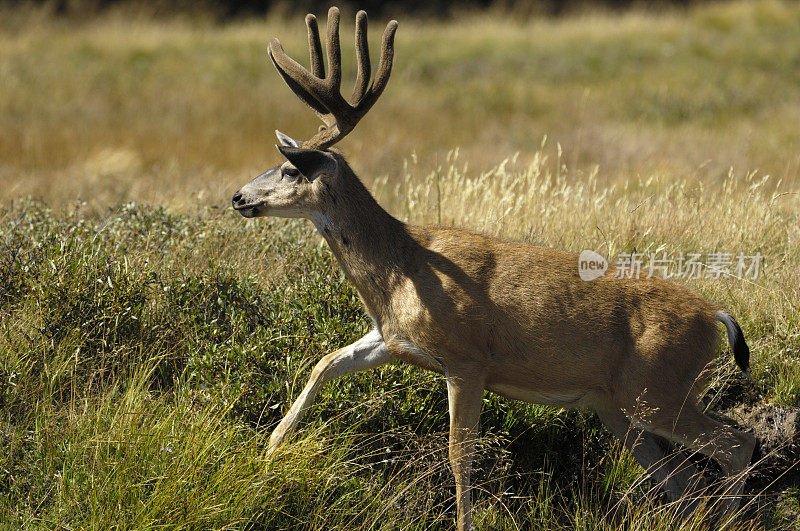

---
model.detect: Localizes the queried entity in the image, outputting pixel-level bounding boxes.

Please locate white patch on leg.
[393,338,446,373]
[267,328,391,455]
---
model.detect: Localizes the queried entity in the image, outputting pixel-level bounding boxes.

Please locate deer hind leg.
[445,368,485,531]
[636,403,756,514]
[267,329,392,455]
[595,403,707,510]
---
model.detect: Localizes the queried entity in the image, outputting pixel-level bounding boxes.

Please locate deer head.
[232,7,397,219]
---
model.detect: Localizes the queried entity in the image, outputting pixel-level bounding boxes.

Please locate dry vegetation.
[2,0,800,207]
[1,0,799,529]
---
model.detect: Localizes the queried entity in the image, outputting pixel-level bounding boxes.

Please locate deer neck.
[309,174,411,322]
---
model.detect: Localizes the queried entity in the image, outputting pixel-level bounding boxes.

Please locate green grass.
[1,1,800,528]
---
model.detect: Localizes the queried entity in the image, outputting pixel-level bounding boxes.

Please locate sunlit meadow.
[1,1,799,528]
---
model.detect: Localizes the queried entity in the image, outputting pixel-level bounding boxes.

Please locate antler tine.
[372,20,399,102]
[350,10,370,105]
[325,7,342,90]
[268,38,330,117]
[305,14,325,79]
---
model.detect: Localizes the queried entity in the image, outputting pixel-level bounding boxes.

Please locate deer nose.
[232,192,243,204]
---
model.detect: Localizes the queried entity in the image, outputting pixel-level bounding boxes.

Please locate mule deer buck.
[232,8,756,529]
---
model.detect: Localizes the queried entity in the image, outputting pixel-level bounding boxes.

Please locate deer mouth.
[233,202,264,218]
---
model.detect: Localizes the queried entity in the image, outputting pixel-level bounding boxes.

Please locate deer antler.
[268,7,398,150]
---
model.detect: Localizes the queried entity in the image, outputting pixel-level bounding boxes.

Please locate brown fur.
[309,158,719,408]
[296,157,720,408]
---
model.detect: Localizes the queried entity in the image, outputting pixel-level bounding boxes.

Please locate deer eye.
[283,167,300,179]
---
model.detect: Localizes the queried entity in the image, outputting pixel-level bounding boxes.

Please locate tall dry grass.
[1,1,800,210]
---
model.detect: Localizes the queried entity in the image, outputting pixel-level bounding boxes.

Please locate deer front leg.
[267,329,392,455]
[446,368,485,531]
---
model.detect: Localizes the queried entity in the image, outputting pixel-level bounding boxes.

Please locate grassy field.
[1,1,799,528]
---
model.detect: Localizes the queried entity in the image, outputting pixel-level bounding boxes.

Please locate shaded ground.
[730,404,800,525]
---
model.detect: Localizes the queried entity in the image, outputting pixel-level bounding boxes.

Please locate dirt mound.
[727,404,800,518]
[737,405,799,449]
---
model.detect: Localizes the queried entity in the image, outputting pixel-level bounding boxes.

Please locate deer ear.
[275,130,300,148]
[277,145,337,180]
